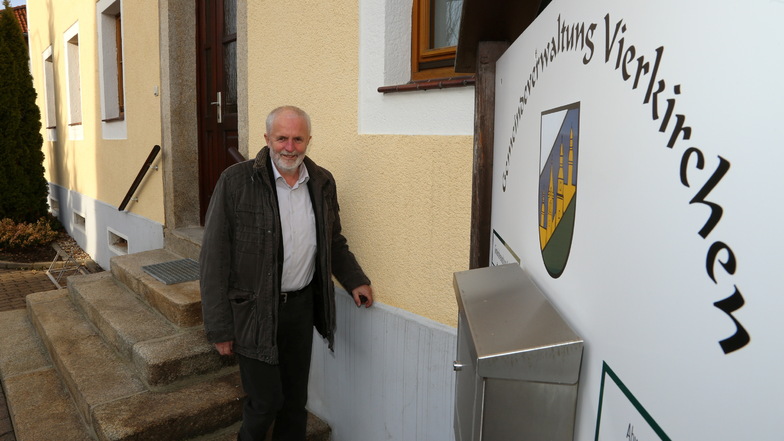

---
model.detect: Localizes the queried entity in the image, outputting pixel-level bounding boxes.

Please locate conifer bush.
[0,0,49,223]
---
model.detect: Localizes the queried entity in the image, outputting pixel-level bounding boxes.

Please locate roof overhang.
[455,0,548,73]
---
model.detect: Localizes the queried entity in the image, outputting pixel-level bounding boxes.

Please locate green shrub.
[0,1,49,223]
[0,217,60,250]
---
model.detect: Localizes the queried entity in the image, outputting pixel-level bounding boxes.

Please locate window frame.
[411,0,461,81]
[114,13,124,119]
[41,45,57,141]
[97,0,127,139]
[63,22,83,140]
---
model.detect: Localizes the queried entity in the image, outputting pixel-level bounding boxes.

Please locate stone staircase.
[0,246,331,441]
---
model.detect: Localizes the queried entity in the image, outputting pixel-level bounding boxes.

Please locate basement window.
[107,228,129,256]
[73,212,86,232]
[49,196,59,217]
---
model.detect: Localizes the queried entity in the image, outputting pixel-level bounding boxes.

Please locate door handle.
[210,91,222,123]
[453,361,464,371]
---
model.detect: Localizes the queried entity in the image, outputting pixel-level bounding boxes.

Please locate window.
[98,0,126,138]
[107,227,129,255]
[42,46,57,141]
[63,22,82,139]
[48,195,59,217]
[411,0,464,81]
[73,211,86,231]
[115,15,124,116]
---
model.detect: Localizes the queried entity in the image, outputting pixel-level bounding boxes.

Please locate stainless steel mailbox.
[453,264,584,441]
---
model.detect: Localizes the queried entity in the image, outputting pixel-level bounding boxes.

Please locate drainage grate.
[141,258,200,285]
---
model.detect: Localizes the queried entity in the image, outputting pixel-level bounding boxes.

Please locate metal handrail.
[119,144,161,211]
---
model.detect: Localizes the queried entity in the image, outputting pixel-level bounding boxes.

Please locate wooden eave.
[455,0,547,73]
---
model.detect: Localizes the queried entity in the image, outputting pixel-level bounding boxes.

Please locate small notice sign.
[595,362,670,441]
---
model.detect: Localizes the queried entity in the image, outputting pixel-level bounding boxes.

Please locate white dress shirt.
[272,161,317,292]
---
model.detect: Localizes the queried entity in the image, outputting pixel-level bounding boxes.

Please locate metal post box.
[453,264,584,441]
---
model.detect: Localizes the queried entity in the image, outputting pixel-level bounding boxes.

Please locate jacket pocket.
[228,288,258,348]
[234,203,272,255]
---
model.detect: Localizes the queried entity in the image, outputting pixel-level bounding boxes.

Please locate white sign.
[490,0,784,439]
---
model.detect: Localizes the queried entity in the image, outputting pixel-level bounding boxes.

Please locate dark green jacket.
[199,147,370,363]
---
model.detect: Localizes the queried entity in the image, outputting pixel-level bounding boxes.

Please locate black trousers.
[237,286,314,441]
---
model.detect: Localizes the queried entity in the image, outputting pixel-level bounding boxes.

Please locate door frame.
[158,0,248,232]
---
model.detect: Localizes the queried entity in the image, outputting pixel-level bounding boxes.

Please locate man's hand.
[214,341,234,356]
[352,284,373,308]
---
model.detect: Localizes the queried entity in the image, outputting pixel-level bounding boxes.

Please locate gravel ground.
[55,235,91,261]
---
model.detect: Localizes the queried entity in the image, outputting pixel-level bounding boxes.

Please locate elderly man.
[200,105,373,441]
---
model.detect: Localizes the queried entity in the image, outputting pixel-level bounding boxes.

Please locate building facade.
[27,0,474,439]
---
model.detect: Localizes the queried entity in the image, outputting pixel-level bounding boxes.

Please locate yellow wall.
[27,0,473,326]
[245,1,473,326]
[27,0,164,224]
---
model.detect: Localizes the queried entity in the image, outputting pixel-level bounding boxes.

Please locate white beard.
[272,150,305,173]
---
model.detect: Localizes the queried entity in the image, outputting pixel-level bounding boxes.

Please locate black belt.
[279,284,311,304]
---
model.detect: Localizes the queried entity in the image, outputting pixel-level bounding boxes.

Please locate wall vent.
[107,228,129,255]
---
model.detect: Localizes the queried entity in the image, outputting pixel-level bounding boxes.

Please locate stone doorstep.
[0,309,49,380]
[23,290,246,440]
[4,369,94,441]
[110,249,202,328]
[0,251,332,441]
[0,309,92,441]
[91,371,244,441]
[67,272,177,360]
[27,289,147,428]
[67,271,234,387]
[164,227,204,262]
[190,413,331,441]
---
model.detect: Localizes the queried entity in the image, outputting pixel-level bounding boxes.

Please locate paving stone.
[0,269,57,312]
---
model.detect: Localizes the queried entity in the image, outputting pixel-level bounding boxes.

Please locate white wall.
[49,183,164,270]
[358,0,474,136]
[309,291,457,441]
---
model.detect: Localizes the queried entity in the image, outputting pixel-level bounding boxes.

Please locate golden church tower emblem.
[539,103,580,278]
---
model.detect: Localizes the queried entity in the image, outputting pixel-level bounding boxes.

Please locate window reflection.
[432,0,462,49]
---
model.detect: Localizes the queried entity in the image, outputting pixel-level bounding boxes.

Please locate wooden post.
[470,41,509,269]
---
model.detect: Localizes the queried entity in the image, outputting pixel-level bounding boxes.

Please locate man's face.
[265,111,312,174]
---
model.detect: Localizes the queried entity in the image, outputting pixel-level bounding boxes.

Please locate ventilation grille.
[141,258,199,285]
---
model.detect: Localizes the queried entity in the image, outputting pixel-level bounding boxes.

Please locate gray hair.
[265,105,312,135]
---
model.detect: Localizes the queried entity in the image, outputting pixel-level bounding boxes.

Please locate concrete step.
[90,370,243,441]
[1,246,331,441]
[0,308,93,441]
[164,226,203,262]
[28,289,146,428]
[5,368,95,441]
[25,289,245,440]
[68,271,234,387]
[110,249,202,327]
[68,272,177,359]
[188,413,332,441]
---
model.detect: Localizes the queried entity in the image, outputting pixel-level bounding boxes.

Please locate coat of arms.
[539,103,580,278]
